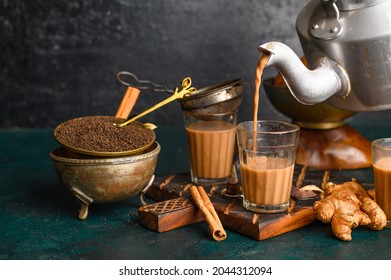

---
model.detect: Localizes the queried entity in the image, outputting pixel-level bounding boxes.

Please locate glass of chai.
[372,138,391,228]
[183,110,237,186]
[236,121,300,213]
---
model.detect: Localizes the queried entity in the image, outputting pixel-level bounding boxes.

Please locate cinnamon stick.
[115,86,141,119]
[190,185,227,241]
[197,187,224,229]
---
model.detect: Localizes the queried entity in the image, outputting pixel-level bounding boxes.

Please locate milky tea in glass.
[236,121,299,213]
[184,111,237,186]
[372,138,391,228]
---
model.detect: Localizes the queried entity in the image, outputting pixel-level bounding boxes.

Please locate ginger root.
[313,181,387,241]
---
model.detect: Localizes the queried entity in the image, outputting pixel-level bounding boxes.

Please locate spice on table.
[190,185,227,241]
[313,181,387,241]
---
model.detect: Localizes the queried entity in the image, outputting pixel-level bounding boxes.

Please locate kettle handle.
[311,0,343,40]
[322,0,339,18]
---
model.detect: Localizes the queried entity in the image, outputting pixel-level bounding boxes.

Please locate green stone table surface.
[1,119,391,260]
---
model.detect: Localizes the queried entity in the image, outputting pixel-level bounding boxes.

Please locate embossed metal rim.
[49,142,161,165]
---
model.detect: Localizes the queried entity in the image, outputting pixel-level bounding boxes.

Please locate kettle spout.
[258,42,351,105]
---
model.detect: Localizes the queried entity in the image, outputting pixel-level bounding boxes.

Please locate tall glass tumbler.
[184,111,237,186]
[236,121,300,213]
[372,138,391,228]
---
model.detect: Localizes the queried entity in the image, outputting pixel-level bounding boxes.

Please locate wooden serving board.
[138,166,354,240]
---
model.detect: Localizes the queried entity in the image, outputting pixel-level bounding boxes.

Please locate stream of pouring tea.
[253,53,270,139]
[253,53,270,129]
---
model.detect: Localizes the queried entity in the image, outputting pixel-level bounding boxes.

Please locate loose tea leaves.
[55,116,155,153]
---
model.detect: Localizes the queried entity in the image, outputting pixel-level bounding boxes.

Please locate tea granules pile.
[55,116,155,153]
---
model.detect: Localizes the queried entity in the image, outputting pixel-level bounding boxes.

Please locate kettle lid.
[336,0,388,11]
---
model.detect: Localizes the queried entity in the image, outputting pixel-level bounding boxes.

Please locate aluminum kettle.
[258,0,391,112]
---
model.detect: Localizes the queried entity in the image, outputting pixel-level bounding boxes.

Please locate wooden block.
[138,197,204,232]
[213,198,316,240]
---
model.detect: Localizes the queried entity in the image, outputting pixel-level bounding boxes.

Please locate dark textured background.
[1,0,388,129]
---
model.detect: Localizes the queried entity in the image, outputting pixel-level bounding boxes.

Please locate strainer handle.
[116,71,173,93]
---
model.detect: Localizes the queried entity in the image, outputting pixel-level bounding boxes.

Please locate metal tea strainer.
[116,71,247,114]
[179,78,247,113]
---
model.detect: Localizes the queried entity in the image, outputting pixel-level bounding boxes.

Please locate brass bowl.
[263,78,355,129]
[49,142,160,220]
